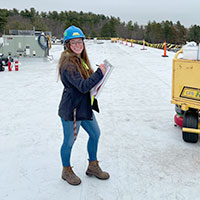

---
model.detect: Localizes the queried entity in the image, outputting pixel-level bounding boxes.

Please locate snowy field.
[1,40,200,200]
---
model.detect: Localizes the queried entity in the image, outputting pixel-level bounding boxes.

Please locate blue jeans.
[60,113,101,167]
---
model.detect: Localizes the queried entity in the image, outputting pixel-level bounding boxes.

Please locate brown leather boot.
[62,166,81,185]
[86,160,110,180]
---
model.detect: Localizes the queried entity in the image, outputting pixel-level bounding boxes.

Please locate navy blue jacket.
[58,61,103,121]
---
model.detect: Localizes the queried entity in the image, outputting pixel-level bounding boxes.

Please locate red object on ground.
[15,60,19,71]
[8,61,12,71]
[174,114,183,127]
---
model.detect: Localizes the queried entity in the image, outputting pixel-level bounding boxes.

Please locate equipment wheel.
[182,110,198,143]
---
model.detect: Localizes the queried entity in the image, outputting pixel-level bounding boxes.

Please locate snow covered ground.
[1,40,200,200]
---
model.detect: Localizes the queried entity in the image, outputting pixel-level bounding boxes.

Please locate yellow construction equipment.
[171,49,200,143]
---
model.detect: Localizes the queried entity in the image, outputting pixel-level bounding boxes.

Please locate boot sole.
[62,176,81,185]
[86,172,110,180]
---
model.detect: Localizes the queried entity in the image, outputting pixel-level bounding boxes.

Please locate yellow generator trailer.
[171,49,200,143]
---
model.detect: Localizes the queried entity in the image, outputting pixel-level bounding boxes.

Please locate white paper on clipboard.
[90,59,114,99]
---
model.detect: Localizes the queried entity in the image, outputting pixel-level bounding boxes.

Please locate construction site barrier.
[130,39,181,51]
[88,37,182,52]
[110,37,182,52]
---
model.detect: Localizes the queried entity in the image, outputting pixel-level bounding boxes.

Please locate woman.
[58,25,110,185]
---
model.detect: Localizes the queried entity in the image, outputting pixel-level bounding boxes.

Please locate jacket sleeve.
[63,64,104,94]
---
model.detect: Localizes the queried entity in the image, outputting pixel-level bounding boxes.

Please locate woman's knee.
[62,136,75,149]
[96,128,101,139]
[91,128,101,141]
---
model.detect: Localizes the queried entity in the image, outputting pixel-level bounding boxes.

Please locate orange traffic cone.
[162,41,168,57]
[131,40,133,47]
[141,40,147,50]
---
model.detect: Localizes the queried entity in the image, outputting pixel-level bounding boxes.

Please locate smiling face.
[69,38,84,55]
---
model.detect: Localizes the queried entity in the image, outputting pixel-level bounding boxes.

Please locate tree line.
[0,8,200,44]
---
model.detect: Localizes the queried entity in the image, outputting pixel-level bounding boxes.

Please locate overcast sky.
[1,0,199,28]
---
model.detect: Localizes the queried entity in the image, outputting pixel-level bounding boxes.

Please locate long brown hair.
[58,40,94,80]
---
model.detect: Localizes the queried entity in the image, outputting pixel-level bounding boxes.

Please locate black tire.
[175,104,184,116]
[182,110,198,143]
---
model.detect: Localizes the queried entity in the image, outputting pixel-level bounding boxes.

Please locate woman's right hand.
[99,64,106,75]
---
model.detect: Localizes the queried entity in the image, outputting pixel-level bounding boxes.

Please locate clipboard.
[91,59,114,99]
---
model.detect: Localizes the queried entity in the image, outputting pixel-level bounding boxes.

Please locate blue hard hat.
[63,25,85,43]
